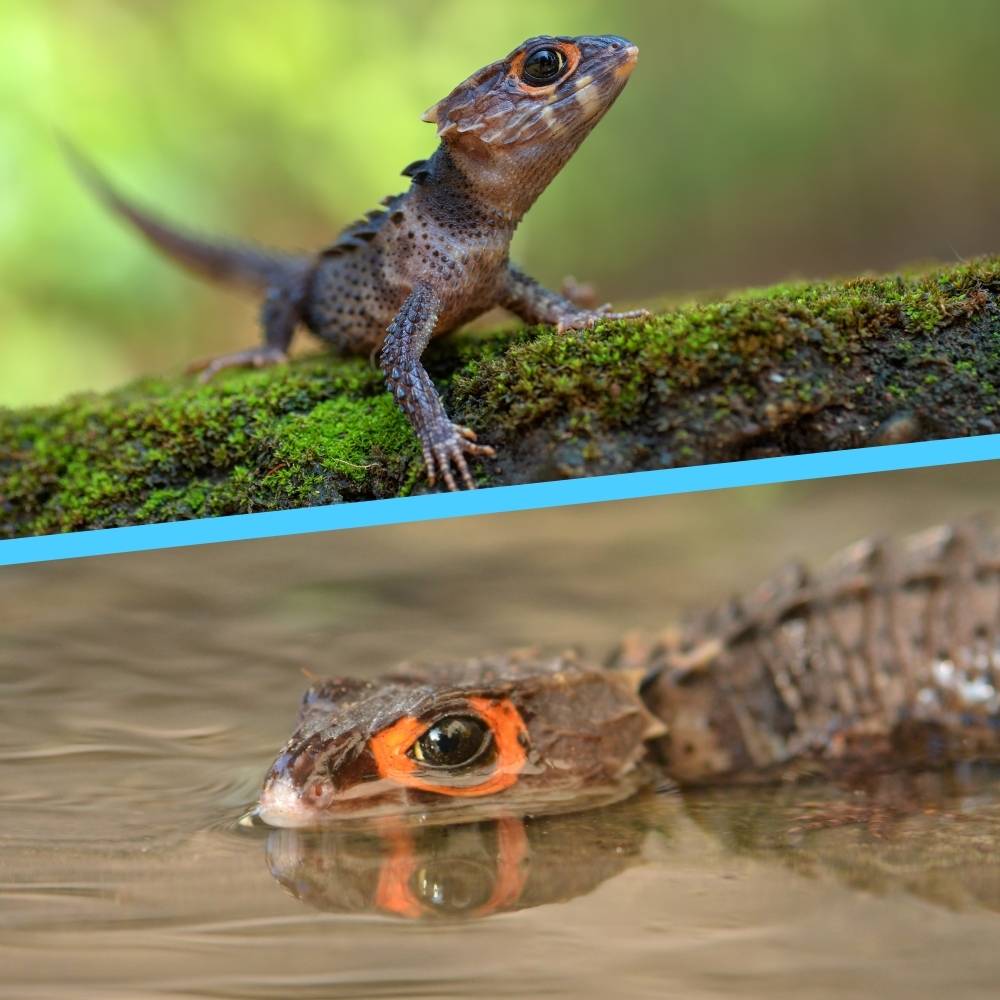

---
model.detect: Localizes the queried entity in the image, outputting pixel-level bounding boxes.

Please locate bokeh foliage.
[3,0,1000,406]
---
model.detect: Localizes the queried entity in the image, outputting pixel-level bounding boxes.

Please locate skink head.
[416,35,639,220]
[257,652,662,828]
[422,35,639,146]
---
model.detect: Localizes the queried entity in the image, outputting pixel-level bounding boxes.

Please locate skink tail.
[61,137,311,293]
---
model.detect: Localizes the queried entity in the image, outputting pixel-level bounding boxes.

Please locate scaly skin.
[66,35,646,491]
[257,521,1000,828]
[640,519,1000,784]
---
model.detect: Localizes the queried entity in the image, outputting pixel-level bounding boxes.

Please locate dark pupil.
[417,715,490,769]
[522,48,565,85]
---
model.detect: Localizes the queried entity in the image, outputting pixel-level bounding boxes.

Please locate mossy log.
[2,258,999,538]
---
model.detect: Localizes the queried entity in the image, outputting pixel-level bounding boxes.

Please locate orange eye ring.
[369,697,528,797]
[509,42,580,94]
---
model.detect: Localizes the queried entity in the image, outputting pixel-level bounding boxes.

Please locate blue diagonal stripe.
[2,436,999,566]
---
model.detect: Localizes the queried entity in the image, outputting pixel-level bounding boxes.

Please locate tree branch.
[2,258,998,537]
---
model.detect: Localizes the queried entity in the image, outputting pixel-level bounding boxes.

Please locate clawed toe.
[440,446,471,491]
[555,314,599,334]
[422,426,496,491]
[556,307,650,333]
[595,306,651,322]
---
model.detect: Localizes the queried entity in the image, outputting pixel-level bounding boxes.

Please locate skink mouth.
[256,771,650,831]
[256,775,325,828]
[613,44,639,80]
[257,775,401,828]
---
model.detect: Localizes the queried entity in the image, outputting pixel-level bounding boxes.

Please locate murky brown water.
[3,464,1000,1000]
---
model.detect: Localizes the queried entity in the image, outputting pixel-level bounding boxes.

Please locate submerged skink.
[258,521,1000,827]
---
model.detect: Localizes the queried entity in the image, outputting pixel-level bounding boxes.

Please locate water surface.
[3,466,1000,999]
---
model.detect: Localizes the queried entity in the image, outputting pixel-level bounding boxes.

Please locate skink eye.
[412,715,493,769]
[369,697,526,797]
[521,47,567,86]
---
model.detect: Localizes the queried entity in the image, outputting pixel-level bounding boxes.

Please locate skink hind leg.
[189,345,289,382]
[381,285,495,491]
[188,284,298,383]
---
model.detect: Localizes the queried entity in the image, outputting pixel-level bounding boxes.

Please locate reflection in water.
[686,766,1000,915]
[265,802,654,919]
[264,769,1000,921]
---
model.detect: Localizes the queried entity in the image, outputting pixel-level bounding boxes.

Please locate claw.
[421,423,495,491]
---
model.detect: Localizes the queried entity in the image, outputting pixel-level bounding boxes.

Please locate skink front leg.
[381,284,495,491]
[501,264,649,333]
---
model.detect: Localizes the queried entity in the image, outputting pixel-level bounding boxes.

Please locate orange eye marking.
[372,817,530,919]
[474,816,529,916]
[509,43,581,95]
[369,696,527,797]
[373,826,424,919]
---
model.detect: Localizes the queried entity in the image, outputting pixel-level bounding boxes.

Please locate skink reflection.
[265,801,656,920]
[262,769,1000,920]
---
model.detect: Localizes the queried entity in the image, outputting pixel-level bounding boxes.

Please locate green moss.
[0,355,420,534]
[2,256,999,537]
[457,256,1000,442]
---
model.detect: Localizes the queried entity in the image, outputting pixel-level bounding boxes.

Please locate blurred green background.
[3,0,999,407]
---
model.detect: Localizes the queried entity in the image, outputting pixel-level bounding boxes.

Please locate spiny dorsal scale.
[646,520,1000,784]
[400,159,428,178]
